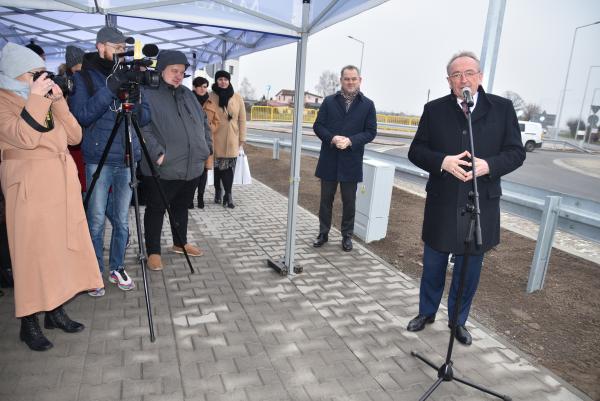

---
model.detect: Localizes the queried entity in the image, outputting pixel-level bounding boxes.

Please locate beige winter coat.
[209,92,246,158]
[0,91,103,317]
[202,97,220,169]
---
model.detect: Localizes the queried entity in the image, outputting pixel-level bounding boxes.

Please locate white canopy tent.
[0,0,505,275]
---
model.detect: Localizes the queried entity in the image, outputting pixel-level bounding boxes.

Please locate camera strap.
[20,108,53,132]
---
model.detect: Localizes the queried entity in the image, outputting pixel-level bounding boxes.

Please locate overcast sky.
[238,0,600,126]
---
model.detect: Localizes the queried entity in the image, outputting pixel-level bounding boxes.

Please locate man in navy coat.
[407,51,525,345]
[313,65,377,252]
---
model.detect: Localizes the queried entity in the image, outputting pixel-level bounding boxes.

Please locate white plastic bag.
[233,148,252,185]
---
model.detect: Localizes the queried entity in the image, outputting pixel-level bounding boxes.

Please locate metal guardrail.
[252,136,600,239]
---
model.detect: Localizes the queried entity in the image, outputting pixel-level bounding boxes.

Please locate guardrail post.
[273,138,280,160]
[527,196,561,293]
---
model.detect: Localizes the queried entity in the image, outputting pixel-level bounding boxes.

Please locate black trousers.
[214,167,234,196]
[196,168,208,202]
[318,180,357,238]
[143,176,200,254]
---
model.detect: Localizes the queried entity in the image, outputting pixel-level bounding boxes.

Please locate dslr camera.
[33,71,73,95]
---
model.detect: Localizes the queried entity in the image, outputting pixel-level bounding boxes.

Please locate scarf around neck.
[0,73,30,99]
[211,82,234,109]
[340,88,359,111]
[195,92,209,106]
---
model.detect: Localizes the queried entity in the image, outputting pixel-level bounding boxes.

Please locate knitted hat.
[156,50,189,72]
[193,76,209,87]
[65,45,85,69]
[214,70,231,81]
[0,42,45,79]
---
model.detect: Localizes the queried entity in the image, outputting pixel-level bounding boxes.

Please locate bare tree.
[315,70,340,97]
[503,90,526,114]
[521,103,542,121]
[238,77,256,100]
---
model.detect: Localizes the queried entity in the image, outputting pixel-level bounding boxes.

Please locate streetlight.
[554,20,600,138]
[576,65,600,143]
[347,35,365,74]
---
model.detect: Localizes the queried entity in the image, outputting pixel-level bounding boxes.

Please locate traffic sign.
[591,105,600,114]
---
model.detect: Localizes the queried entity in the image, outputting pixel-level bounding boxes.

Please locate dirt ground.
[246,144,600,400]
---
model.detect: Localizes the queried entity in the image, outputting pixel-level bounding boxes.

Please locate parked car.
[519,121,543,152]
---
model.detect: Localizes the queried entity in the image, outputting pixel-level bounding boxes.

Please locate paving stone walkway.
[0,180,591,401]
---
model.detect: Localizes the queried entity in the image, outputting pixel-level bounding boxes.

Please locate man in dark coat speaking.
[313,65,377,252]
[406,51,525,345]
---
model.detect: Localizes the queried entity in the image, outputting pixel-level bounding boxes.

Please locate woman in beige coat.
[0,43,103,351]
[209,70,246,208]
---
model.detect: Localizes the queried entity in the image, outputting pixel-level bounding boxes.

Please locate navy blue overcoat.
[408,87,526,254]
[313,91,377,182]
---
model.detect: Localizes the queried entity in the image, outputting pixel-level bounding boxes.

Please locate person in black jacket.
[312,65,377,252]
[406,51,525,345]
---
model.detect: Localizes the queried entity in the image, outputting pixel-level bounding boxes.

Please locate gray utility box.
[354,159,395,243]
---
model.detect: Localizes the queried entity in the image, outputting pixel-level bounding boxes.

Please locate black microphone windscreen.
[142,44,159,57]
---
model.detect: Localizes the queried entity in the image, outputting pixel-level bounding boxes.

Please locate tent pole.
[268,0,310,276]
[480,0,505,93]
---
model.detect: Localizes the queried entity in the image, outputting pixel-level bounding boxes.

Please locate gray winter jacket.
[141,80,212,180]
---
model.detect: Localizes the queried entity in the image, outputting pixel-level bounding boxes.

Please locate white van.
[519,121,543,152]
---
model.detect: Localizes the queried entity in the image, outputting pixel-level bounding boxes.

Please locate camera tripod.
[84,100,195,342]
[411,102,511,401]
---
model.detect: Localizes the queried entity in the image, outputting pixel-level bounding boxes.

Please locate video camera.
[112,43,160,103]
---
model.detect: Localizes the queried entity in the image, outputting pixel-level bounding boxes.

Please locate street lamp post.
[347,35,365,74]
[554,20,600,138]
[576,65,600,144]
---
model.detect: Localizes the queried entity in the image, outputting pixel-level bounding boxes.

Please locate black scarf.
[81,52,115,77]
[211,82,234,108]
[195,92,209,106]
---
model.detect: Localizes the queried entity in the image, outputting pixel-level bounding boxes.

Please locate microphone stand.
[411,96,512,401]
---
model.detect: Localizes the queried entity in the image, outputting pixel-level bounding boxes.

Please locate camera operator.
[140,50,212,271]
[0,43,103,351]
[69,26,151,295]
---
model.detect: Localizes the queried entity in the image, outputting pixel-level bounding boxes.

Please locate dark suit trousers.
[419,244,484,325]
[143,176,200,254]
[319,180,357,238]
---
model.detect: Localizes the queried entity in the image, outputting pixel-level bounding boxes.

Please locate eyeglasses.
[448,70,480,80]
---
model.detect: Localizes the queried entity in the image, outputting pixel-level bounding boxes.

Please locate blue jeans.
[418,244,484,326]
[85,164,133,273]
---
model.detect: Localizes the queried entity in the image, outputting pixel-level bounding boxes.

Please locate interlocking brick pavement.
[0,179,592,401]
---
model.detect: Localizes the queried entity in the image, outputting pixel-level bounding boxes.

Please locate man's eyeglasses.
[448,70,480,80]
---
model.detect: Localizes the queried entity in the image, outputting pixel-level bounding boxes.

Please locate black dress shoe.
[44,306,84,333]
[197,198,204,209]
[20,314,53,351]
[407,314,436,332]
[313,234,328,248]
[452,325,472,346]
[223,193,235,209]
[214,189,222,204]
[342,236,353,252]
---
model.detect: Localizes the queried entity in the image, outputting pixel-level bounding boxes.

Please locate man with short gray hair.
[406,51,525,345]
[312,65,377,252]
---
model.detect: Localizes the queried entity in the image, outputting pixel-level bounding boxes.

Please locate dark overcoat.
[408,87,525,254]
[313,91,377,182]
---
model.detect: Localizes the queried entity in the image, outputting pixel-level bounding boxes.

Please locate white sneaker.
[108,268,135,291]
[88,288,105,297]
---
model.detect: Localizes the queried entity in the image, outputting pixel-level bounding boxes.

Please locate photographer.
[140,50,212,271]
[0,43,103,351]
[69,26,151,295]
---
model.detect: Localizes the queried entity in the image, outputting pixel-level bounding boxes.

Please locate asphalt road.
[247,128,600,202]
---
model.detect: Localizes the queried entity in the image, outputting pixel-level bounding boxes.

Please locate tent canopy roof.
[0,0,387,67]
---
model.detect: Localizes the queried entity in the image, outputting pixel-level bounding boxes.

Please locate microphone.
[114,44,159,59]
[462,87,474,107]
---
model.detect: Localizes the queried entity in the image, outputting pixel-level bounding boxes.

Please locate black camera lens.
[32,71,73,95]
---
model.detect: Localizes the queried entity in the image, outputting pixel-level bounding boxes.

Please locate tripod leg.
[84,113,124,209]
[419,377,445,401]
[129,115,195,274]
[454,375,511,400]
[124,113,155,342]
[411,351,439,371]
